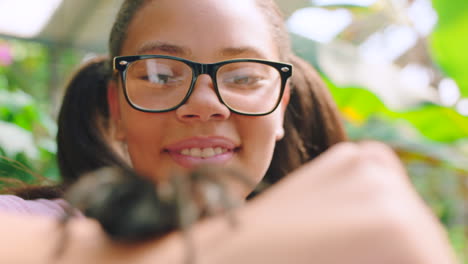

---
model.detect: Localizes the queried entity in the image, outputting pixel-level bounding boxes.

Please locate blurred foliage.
[325,81,468,142]
[0,39,80,186]
[0,90,58,184]
[431,0,468,97]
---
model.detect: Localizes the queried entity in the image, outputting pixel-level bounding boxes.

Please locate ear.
[275,83,291,141]
[107,80,126,141]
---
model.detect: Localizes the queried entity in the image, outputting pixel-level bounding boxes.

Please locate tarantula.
[56,165,258,263]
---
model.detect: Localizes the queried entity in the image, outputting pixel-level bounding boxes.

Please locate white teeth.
[190,148,202,157]
[180,147,227,158]
[181,149,190,155]
[214,147,223,155]
[201,148,215,158]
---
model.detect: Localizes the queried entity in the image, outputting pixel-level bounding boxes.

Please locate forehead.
[120,0,278,61]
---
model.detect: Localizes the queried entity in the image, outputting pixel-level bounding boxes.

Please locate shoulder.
[0,194,69,218]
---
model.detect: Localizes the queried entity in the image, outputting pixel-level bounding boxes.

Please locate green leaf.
[430,0,468,97]
[392,105,468,142]
[326,79,468,142]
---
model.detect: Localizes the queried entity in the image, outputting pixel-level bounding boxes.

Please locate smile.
[180,147,229,158]
[164,137,239,168]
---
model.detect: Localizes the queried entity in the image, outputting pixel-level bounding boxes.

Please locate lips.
[164,137,239,168]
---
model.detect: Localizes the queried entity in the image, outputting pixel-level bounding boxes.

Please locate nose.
[175,74,230,122]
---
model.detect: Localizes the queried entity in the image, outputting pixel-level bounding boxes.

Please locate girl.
[0,0,457,263]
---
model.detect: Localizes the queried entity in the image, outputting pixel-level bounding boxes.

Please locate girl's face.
[110,0,289,197]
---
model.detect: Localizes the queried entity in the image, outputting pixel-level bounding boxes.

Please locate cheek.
[237,112,284,185]
[119,104,170,178]
[119,92,168,144]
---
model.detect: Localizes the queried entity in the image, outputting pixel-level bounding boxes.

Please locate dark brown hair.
[56,57,128,187]
[107,0,347,185]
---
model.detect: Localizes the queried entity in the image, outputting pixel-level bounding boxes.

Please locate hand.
[202,142,457,264]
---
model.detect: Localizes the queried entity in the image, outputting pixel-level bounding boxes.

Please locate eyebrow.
[136,42,269,60]
[136,41,192,56]
[219,47,269,59]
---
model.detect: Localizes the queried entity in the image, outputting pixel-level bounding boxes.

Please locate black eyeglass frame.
[113,55,293,116]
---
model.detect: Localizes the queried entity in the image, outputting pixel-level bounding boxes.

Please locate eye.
[218,62,274,90]
[226,75,262,85]
[130,59,187,86]
[221,68,266,88]
[144,74,176,84]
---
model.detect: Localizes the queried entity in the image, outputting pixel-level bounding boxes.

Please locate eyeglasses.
[113,55,292,116]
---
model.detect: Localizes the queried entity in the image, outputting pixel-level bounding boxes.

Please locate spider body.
[63,166,255,241]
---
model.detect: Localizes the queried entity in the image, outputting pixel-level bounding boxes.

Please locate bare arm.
[0,142,458,264]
